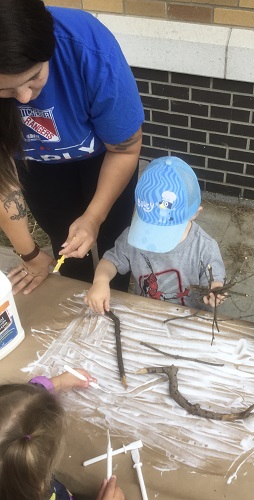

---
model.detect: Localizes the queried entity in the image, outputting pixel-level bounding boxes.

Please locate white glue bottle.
[0,270,25,360]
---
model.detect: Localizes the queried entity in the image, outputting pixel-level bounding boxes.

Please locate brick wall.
[46,0,254,29]
[133,67,254,200]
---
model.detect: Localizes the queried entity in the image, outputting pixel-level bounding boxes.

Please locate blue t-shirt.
[17,7,144,163]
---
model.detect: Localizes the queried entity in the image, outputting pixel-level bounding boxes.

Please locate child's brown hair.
[0,383,65,500]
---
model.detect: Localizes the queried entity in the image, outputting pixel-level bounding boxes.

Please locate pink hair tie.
[24,435,31,440]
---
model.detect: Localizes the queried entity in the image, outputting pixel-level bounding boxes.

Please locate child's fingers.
[97,299,106,315]
[63,372,90,388]
[88,298,105,315]
[96,479,108,500]
[217,293,227,302]
[203,295,209,305]
[102,476,117,498]
[104,296,110,313]
[203,294,218,307]
[78,369,97,384]
[205,292,226,308]
[87,296,107,315]
[96,476,124,500]
[212,293,226,305]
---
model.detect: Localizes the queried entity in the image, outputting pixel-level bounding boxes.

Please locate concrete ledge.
[227,29,254,82]
[97,14,254,83]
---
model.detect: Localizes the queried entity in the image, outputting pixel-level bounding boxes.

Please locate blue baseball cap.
[127,156,201,253]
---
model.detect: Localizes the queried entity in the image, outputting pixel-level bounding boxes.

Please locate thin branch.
[140,341,224,367]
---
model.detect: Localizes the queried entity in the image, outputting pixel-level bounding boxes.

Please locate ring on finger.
[21,268,28,276]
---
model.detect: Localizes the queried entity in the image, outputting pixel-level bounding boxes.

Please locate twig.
[182,269,254,345]
[188,273,254,299]
[105,310,127,389]
[137,365,254,421]
[140,341,224,367]
[164,312,199,323]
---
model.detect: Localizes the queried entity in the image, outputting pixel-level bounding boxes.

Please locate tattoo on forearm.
[3,190,27,220]
[112,132,142,151]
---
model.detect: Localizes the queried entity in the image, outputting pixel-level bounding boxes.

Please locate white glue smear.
[226,446,254,484]
[23,294,254,477]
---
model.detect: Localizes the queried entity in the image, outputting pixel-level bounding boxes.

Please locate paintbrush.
[131,448,148,500]
[107,429,113,480]
[63,364,99,389]
[64,365,111,394]
[53,255,65,273]
[53,250,90,273]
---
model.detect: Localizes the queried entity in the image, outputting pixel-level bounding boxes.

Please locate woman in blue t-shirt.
[0,0,144,295]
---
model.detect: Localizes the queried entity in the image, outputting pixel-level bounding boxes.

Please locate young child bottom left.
[0,371,124,500]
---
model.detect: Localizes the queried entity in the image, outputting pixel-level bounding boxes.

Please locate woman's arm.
[59,127,142,258]
[0,187,55,294]
[0,187,37,254]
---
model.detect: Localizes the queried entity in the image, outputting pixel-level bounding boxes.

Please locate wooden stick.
[137,365,254,421]
[164,312,199,324]
[106,429,112,480]
[105,310,127,389]
[140,341,224,367]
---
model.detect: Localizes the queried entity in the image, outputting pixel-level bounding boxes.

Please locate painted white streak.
[23,293,254,477]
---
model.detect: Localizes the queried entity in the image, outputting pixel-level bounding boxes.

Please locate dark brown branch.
[105,310,127,389]
[175,270,254,345]
[187,273,254,303]
[140,341,224,367]
[188,278,237,345]
[137,365,254,421]
[164,312,199,323]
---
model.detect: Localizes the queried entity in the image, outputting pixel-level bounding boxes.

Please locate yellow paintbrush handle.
[53,255,65,273]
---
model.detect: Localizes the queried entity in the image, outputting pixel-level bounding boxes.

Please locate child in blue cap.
[85,156,225,314]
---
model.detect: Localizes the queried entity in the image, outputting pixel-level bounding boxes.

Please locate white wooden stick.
[83,440,143,466]
[106,429,113,480]
[63,364,98,389]
[131,448,148,500]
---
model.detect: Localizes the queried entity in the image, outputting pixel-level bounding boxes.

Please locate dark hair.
[0,0,55,195]
[0,383,65,500]
[0,0,55,74]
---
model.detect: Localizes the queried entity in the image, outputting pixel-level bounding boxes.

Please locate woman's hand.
[59,128,142,260]
[7,250,55,295]
[51,369,97,391]
[96,476,125,500]
[59,211,100,259]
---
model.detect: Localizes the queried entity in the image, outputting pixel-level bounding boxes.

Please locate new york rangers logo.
[19,106,60,142]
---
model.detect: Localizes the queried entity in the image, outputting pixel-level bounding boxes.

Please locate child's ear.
[190,206,203,221]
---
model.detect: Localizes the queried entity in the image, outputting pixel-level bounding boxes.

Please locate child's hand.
[96,476,125,500]
[84,282,111,315]
[203,281,226,308]
[50,369,97,391]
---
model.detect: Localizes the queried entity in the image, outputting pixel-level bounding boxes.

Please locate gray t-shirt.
[103,222,225,309]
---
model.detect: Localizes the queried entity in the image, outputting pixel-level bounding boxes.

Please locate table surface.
[1,274,254,500]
